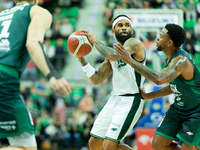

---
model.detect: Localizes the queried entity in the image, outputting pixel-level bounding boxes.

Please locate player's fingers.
[52,82,65,97]
[80,32,87,36]
[55,80,69,97]
[57,78,72,96]
[81,30,89,34]
[80,30,87,35]
[113,44,123,54]
[117,43,125,49]
[61,78,72,94]
[57,79,70,97]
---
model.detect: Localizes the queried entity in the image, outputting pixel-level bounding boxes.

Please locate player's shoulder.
[124,37,142,47]
[30,5,51,16]
[170,55,188,67]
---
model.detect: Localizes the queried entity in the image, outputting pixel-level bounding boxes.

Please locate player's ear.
[111,28,115,35]
[168,39,173,47]
[131,28,133,34]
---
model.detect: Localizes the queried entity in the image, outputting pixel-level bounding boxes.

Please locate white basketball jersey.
[111,59,146,95]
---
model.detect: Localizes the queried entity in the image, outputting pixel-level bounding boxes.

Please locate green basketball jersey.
[166,49,200,111]
[0,3,34,74]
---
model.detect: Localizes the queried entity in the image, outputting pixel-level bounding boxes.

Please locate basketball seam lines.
[69,34,92,56]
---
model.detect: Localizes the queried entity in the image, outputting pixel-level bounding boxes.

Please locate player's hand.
[114,43,133,64]
[81,30,98,45]
[49,77,72,97]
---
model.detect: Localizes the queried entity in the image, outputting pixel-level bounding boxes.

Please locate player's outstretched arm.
[140,85,173,100]
[114,43,188,85]
[81,30,121,61]
[83,30,144,61]
[26,5,72,97]
[77,57,112,85]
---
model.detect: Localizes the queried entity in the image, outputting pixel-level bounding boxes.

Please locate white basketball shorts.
[90,94,144,142]
[7,131,37,147]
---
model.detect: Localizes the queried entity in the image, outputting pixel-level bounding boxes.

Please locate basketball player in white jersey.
[77,15,146,150]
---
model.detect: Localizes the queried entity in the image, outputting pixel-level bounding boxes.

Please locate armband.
[38,41,61,81]
[82,63,96,78]
[47,70,61,80]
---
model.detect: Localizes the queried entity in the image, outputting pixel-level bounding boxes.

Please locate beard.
[115,31,132,43]
[157,45,162,51]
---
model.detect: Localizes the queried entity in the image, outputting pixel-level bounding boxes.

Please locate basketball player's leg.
[89,96,116,150]
[102,139,132,150]
[181,143,198,150]
[102,95,144,150]
[152,134,181,150]
[88,136,133,150]
[0,147,37,150]
[88,136,104,150]
[153,138,199,150]
[0,132,37,150]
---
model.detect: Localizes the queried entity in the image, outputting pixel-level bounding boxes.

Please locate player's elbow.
[91,81,101,85]
[154,78,165,85]
[90,78,102,85]
[26,41,35,53]
[26,40,40,55]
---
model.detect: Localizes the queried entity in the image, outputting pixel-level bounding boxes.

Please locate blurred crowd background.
[0,0,200,150]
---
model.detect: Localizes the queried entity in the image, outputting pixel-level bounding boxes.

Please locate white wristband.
[82,63,96,77]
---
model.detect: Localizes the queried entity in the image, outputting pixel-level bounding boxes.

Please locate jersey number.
[0,20,12,39]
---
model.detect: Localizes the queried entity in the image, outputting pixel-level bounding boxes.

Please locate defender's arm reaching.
[114,43,188,85]
[140,85,173,100]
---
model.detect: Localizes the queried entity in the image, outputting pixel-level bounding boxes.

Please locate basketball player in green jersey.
[77,15,146,150]
[114,23,200,150]
[0,0,72,150]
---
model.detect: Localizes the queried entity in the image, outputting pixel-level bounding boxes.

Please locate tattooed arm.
[77,57,112,85]
[82,30,144,61]
[94,41,120,61]
[140,85,173,100]
[114,44,188,85]
[95,37,144,61]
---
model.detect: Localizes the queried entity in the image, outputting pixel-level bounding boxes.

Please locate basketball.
[67,31,93,57]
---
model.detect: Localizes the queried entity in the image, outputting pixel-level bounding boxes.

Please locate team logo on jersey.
[169,84,182,97]
[117,59,126,68]
[170,84,184,106]
[186,131,194,136]
[111,128,118,131]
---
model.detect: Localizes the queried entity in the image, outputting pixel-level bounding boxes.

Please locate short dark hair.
[165,23,186,47]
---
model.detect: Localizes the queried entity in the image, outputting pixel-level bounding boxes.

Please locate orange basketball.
[67,31,93,57]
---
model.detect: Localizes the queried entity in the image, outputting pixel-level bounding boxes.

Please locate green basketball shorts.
[155,105,200,148]
[0,68,35,138]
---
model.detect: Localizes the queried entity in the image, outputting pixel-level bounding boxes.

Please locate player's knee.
[102,140,118,150]
[23,147,37,150]
[152,136,161,150]
[102,143,113,150]
[88,137,95,147]
[88,136,103,148]
[11,147,37,150]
